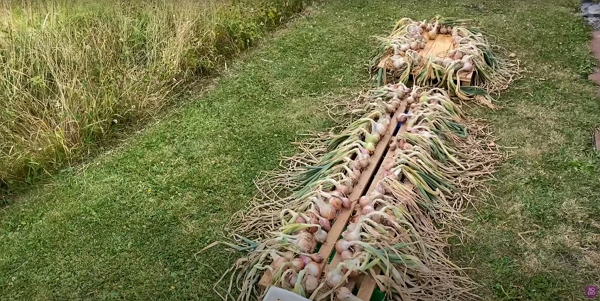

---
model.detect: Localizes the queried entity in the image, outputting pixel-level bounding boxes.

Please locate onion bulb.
[364,142,375,153]
[305,261,322,277]
[337,287,361,301]
[330,197,342,210]
[454,50,463,60]
[319,217,331,231]
[314,197,336,220]
[271,255,288,271]
[392,58,405,70]
[288,272,298,287]
[292,258,305,272]
[341,250,354,260]
[461,62,474,73]
[362,205,374,215]
[341,197,351,208]
[326,268,345,288]
[396,113,408,123]
[399,44,409,52]
[440,26,448,34]
[409,41,418,51]
[335,239,353,253]
[303,275,319,293]
[315,229,328,243]
[358,196,370,208]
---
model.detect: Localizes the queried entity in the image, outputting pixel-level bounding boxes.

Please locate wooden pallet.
[419,34,473,86]
[259,100,414,300]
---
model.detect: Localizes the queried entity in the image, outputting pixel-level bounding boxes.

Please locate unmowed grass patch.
[0,0,306,190]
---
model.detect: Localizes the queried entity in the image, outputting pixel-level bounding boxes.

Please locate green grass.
[0,0,306,187]
[1,0,600,300]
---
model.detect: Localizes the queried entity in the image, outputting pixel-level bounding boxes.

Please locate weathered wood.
[353,109,411,301]
[419,34,473,85]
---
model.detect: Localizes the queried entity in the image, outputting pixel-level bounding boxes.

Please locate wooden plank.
[258,102,404,290]
[419,34,472,85]
[323,102,407,299]
[354,111,411,301]
[316,102,404,268]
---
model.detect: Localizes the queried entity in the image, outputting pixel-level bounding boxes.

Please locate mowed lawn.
[1,0,599,300]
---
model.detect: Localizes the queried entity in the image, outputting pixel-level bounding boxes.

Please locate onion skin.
[315,229,328,243]
[305,261,322,277]
[341,250,354,260]
[292,258,305,272]
[303,275,319,293]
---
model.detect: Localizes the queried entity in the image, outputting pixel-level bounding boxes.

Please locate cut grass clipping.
[201,16,511,301]
[0,0,306,188]
[370,16,518,102]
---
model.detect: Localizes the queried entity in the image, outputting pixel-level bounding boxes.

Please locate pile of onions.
[371,16,516,101]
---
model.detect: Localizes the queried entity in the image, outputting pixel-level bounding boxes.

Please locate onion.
[341,250,354,260]
[307,253,324,263]
[337,183,352,196]
[319,217,331,231]
[399,44,409,52]
[288,272,298,287]
[362,205,374,215]
[295,231,316,253]
[358,196,371,207]
[364,142,375,153]
[341,197,351,208]
[419,41,426,49]
[454,50,463,60]
[305,261,322,277]
[305,213,319,233]
[396,113,408,123]
[271,256,288,270]
[292,258,305,272]
[315,228,328,243]
[443,57,453,67]
[335,239,353,253]
[330,197,342,210]
[460,62,473,73]
[303,275,319,293]
[300,255,312,265]
[314,197,336,220]
[359,157,370,169]
[428,28,438,40]
[337,287,361,301]
[392,58,405,70]
[284,251,295,260]
[440,26,448,34]
[409,41,418,51]
[391,100,401,110]
[326,268,345,288]
[296,216,306,224]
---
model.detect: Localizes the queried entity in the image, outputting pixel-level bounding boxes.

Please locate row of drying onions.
[208,83,414,301]
[318,88,479,301]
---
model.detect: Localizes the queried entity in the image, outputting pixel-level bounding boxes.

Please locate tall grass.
[0,0,306,187]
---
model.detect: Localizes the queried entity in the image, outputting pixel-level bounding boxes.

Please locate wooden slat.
[258,102,404,290]
[419,34,472,85]
[354,109,411,301]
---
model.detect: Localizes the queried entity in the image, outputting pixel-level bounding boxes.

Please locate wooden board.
[353,112,411,301]
[258,102,405,290]
[419,34,473,85]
